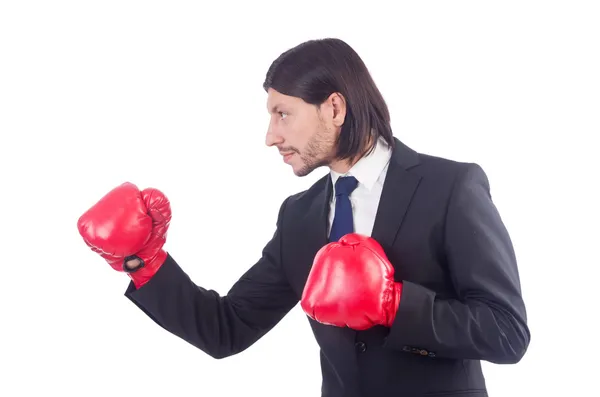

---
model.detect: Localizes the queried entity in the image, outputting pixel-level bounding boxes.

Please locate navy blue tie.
[329,176,359,242]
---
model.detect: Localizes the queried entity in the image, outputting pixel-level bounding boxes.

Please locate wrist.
[123,257,143,271]
[127,249,167,289]
[385,281,403,327]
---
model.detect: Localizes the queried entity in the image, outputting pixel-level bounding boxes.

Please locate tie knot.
[335,176,358,196]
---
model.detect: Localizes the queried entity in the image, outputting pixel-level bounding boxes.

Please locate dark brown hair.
[263,38,395,162]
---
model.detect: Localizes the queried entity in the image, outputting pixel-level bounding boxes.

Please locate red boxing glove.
[301,233,403,330]
[77,182,172,288]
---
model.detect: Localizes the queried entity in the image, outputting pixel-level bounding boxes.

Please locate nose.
[265,121,283,147]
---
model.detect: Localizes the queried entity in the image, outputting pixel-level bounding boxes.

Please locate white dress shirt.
[328,138,393,238]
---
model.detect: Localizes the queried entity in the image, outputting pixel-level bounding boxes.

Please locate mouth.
[281,152,294,163]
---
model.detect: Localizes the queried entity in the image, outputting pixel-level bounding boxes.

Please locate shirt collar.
[330,137,392,191]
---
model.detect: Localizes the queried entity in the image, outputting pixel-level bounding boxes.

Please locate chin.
[293,170,311,177]
[293,163,319,177]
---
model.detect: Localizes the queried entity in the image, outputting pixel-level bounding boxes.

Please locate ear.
[323,92,347,127]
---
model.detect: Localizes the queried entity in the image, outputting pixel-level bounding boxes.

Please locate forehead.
[266,88,306,113]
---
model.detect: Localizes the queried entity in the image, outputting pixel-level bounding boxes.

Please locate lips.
[282,152,294,163]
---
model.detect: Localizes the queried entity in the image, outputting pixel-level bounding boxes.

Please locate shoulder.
[415,153,490,191]
[417,152,486,179]
[391,140,493,207]
[397,139,490,192]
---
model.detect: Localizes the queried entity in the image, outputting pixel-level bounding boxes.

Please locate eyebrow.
[268,104,284,114]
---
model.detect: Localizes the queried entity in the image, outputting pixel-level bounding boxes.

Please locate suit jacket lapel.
[304,175,332,248]
[295,138,421,287]
[291,174,332,291]
[371,138,422,252]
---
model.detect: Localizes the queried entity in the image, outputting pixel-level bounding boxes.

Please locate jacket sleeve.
[124,198,299,359]
[383,163,530,364]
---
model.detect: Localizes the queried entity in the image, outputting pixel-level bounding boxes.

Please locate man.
[78,38,530,397]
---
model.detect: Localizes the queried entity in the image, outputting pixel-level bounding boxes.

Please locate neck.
[329,137,376,174]
[329,158,355,174]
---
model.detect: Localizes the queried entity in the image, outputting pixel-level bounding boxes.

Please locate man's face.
[265,88,345,176]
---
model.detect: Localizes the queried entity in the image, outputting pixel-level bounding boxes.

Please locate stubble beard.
[295,124,336,177]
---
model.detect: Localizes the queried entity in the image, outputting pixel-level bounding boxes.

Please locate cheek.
[296,118,320,140]
[283,120,307,143]
[283,113,322,148]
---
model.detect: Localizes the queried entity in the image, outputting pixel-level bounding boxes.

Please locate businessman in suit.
[77,38,530,396]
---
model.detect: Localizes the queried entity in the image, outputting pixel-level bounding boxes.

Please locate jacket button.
[355,341,367,352]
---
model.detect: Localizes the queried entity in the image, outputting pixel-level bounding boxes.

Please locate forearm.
[384,281,529,363]
[125,234,298,360]
[125,254,272,359]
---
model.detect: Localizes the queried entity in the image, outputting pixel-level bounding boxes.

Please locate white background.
[1,1,599,396]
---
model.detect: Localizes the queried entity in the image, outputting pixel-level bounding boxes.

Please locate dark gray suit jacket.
[125,138,530,397]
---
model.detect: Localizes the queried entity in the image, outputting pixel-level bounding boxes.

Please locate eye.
[279,111,288,120]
